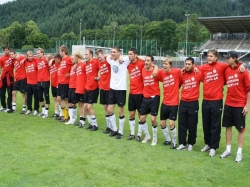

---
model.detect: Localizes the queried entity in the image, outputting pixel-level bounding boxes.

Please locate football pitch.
[0,85,249,187]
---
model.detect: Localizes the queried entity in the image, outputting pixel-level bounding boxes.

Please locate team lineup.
[0,45,249,163]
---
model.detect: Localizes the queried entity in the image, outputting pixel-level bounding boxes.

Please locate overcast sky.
[0,0,14,4]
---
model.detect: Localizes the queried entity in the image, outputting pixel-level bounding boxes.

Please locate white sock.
[91,115,98,127]
[105,115,110,128]
[42,106,45,114]
[226,145,231,152]
[152,126,158,140]
[80,120,85,126]
[129,119,136,136]
[118,116,125,134]
[170,126,177,144]
[68,108,73,122]
[137,123,143,137]
[143,122,150,137]
[162,126,171,141]
[12,102,16,110]
[87,115,92,125]
[59,105,62,116]
[22,105,26,111]
[237,147,242,154]
[45,109,48,115]
[109,114,117,131]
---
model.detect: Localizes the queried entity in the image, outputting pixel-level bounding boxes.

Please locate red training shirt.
[50,62,59,87]
[58,56,72,84]
[128,59,144,94]
[75,62,86,94]
[13,55,26,81]
[0,54,14,77]
[85,59,99,90]
[36,57,50,82]
[69,65,76,89]
[25,59,38,84]
[98,60,111,91]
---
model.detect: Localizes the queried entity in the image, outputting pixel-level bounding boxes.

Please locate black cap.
[224,51,238,59]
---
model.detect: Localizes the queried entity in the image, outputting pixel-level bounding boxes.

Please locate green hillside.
[0,0,249,38]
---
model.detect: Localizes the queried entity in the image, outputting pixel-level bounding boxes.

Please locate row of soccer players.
[0,45,249,162]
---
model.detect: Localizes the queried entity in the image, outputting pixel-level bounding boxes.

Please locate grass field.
[0,85,250,187]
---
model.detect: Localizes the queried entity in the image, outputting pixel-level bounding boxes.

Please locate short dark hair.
[95,49,103,55]
[208,49,219,57]
[10,49,16,54]
[112,46,121,52]
[129,48,138,55]
[54,54,62,60]
[146,54,154,62]
[3,45,10,50]
[185,57,194,64]
[87,49,93,57]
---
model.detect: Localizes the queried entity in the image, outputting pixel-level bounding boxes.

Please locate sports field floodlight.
[185,14,190,57]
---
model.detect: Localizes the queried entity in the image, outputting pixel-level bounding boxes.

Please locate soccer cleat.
[176,144,187,150]
[20,110,26,114]
[127,135,135,140]
[7,108,15,113]
[85,124,93,130]
[151,138,157,146]
[187,144,193,151]
[201,144,210,152]
[59,118,68,122]
[91,126,98,131]
[0,107,6,111]
[52,113,59,117]
[55,116,62,120]
[170,143,177,149]
[38,112,44,117]
[42,114,48,118]
[78,121,85,128]
[235,152,242,162]
[220,150,232,158]
[116,133,123,139]
[162,140,171,146]
[4,109,10,113]
[65,121,74,125]
[33,110,39,116]
[136,136,142,142]
[25,110,32,115]
[109,131,118,137]
[209,149,216,157]
[142,135,151,143]
[103,127,112,134]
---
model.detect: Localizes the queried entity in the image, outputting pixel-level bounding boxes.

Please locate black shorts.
[68,88,77,104]
[100,89,110,105]
[140,96,160,116]
[57,84,69,99]
[84,88,99,104]
[51,86,57,98]
[160,104,178,121]
[76,93,85,103]
[37,81,50,89]
[13,78,27,93]
[222,105,245,132]
[128,93,143,112]
[109,89,126,107]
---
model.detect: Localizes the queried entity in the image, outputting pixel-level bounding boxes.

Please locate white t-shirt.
[107,56,130,90]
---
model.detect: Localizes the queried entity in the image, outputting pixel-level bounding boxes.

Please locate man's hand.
[238,63,245,73]
[194,67,199,73]
[242,106,248,116]
[65,73,70,78]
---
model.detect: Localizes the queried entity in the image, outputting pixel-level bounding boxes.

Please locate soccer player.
[57,45,72,122]
[126,48,144,140]
[74,50,86,128]
[220,51,250,162]
[8,50,27,114]
[64,55,77,125]
[0,45,14,112]
[95,49,111,133]
[137,55,160,146]
[107,46,130,139]
[24,51,39,115]
[199,49,245,157]
[84,49,99,131]
[36,48,50,118]
[177,57,203,151]
[49,54,61,117]
[158,57,181,149]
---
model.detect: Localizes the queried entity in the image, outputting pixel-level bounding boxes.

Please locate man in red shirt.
[7,50,27,114]
[0,45,14,112]
[49,54,61,117]
[199,49,244,157]
[96,49,111,133]
[84,49,99,131]
[58,45,72,122]
[220,51,250,162]
[138,55,160,146]
[74,50,86,127]
[177,57,203,151]
[36,48,50,118]
[158,58,181,149]
[24,51,39,115]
